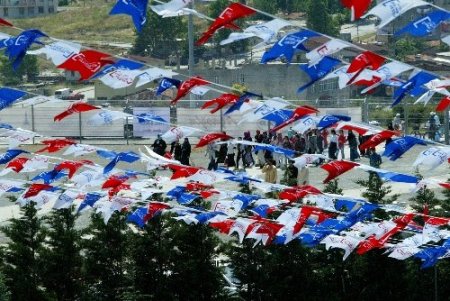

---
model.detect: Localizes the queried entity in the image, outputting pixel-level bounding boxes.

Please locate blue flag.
[383,136,426,161]
[414,246,449,269]
[78,192,103,213]
[0,88,26,110]
[32,169,68,184]
[233,193,260,209]
[224,91,263,115]
[297,57,341,93]
[250,204,271,218]
[395,10,450,37]
[261,30,320,64]
[136,112,168,124]
[253,144,296,158]
[261,109,293,126]
[392,71,438,107]
[195,212,225,224]
[0,29,47,69]
[167,186,186,198]
[177,193,199,205]
[0,149,27,164]
[372,171,419,184]
[317,114,351,129]
[0,123,14,130]
[156,77,181,96]
[127,206,148,228]
[97,150,140,174]
[110,0,148,32]
[92,59,144,79]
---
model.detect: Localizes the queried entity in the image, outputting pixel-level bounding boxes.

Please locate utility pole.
[188,0,195,108]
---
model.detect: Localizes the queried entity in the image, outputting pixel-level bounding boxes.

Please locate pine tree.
[81,212,130,300]
[1,202,46,301]
[41,207,82,301]
[356,173,398,207]
[0,270,10,301]
[168,220,226,300]
[323,179,343,195]
[306,0,339,36]
[126,216,174,300]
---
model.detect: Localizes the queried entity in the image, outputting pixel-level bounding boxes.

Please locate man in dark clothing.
[347,130,360,161]
[170,140,182,161]
[181,138,191,165]
[369,148,382,168]
[152,134,167,156]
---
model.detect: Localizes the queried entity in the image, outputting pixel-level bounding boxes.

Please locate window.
[48,6,54,13]
[3,8,8,17]
[38,6,43,13]
[19,7,25,15]
[28,7,34,15]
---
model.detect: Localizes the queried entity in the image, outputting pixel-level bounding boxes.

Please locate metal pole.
[404,98,409,136]
[220,108,224,132]
[78,112,82,144]
[435,265,438,301]
[444,106,449,145]
[126,116,129,145]
[188,0,195,108]
[31,105,35,144]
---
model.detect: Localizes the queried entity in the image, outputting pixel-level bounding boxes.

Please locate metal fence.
[1,98,448,145]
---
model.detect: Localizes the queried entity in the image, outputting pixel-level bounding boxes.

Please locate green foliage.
[395,38,426,60]
[1,203,46,301]
[0,55,39,86]
[356,173,398,205]
[409,186,442,216]
[323,179,343,195]
[132,11,185,59]
[41,207,82,301]
[0,271,10,301]
[81,212,130,300]
[306,0,339,36]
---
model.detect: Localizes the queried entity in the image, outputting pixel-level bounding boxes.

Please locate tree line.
[1,174,450,300]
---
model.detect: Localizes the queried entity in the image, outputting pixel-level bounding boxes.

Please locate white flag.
[161,126,200,143]
[240,97,290,124]
[291,116,318,134]
[214,199,244,217]
[53,190,79,209]
[229,218,257,243]
[136,67,178,88]
[99,68,144,89]
[0,179,24,197]
[150,0,193,17]
[87,110,131,126]
[63,144,100,157]
[20,156,49,173]
[321,235,362,260]
[442,35,450,46]
[413,147,449,171]
[293,154,327,169]
[191,86,210,96]
[361,61,413,94]
[4,129,39,148]
[14,95,62,107]
[306,39,349,65]
[220,19,290,46]
[363,0,429,28]
[321,65,353,89]
[28,40,81,65]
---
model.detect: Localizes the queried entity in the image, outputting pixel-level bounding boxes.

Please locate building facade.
[0,0,58,19]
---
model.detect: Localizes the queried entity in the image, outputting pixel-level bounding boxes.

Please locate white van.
[54,88,72,99]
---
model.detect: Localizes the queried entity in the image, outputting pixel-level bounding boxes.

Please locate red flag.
[321,160,359,183]
[186,182,214,191]
[255,221,284,245]
[57,50,113,80]
[201,93,240,114]
[196,3,256,45]
[102,175,131,189]
[346,51,385,85]
[439,182,450,190]
[54,160,94,178]
[270,105,319,132]
[196,132,233,148]
[171,76,209,105]
[436,96,450,112]
[5,157,29,173]
[23,183,54,198]
[359,130,398,150]
[210,219,235,234]
[54,102,100,122]
[37,138,76,153]
[144,202,171,222]
[279,185,322,202]
[167,164,200,179]
[0,18,13,27]
[108,183,130,197]
[341,0,372,21]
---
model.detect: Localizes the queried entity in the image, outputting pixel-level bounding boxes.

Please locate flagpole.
[188,0,195,109]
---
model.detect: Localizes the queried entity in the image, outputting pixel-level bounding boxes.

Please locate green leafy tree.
[0,271,10,301]
[394,38,425,60]
[132,11,185,60]
[1,203,46,301]
[0,55,39,85]
[41,207,82,301]
[306,0,339,36]
[356,173,398,206]
[81,212,130,300]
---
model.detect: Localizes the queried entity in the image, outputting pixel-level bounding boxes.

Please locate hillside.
[13,2,136,44]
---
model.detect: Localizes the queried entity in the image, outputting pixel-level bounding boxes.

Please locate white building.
[0,0,58,19]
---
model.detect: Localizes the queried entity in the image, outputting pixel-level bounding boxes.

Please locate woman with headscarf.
[181,138,191,165]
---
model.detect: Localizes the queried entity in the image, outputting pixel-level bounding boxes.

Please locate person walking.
[170,139,182,162]
[328,129,338,160]
[337,130,346,160]
[180,138,191,165]
[347,130,360,161]
[206,142,217,170]
[369,147,382,168]
[152,134,167,157]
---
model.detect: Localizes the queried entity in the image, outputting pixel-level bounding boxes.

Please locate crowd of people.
[151,127,386,186]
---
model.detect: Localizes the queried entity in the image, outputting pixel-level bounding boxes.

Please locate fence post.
[78,112,82,144]
[31,105,35,144]
[404,98,409,136]
[444,106,449,145]
[126,116,129,145]
[220,108,224,132]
